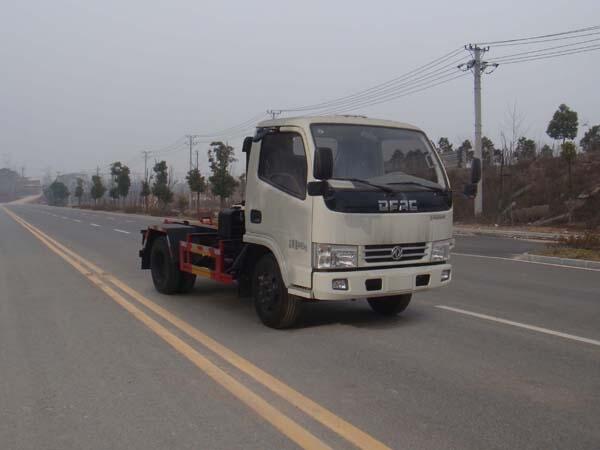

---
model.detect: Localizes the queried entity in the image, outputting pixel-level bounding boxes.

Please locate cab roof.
[256,115,423,132]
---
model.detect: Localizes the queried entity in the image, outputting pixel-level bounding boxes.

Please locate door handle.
[250,209,262,224]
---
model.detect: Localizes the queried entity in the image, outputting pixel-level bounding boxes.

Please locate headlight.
[313,244,358,269]
[431,239,453,262]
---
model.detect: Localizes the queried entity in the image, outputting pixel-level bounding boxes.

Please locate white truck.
[139,115,481,328]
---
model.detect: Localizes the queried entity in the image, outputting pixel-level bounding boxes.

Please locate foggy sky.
[1,0,599,181]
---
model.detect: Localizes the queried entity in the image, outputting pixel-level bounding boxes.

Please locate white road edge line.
[452,252,600,272]
[436,305,600,347]
[72,219,82,223]
[113,228,130,234]
[90,223,101,227]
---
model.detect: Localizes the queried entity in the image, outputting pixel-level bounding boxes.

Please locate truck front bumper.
[311,263,451,301]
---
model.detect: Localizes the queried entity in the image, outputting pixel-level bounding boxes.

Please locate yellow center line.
[2,207,331,450]
[3,207,393,450]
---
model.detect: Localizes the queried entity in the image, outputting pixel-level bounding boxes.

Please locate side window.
[258,132,307,199]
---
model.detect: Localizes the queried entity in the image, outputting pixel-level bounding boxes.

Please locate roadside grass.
[535,247,600,262]
[534,232,600,261]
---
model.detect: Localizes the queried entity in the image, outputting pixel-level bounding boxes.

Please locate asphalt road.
[1,204,599,450]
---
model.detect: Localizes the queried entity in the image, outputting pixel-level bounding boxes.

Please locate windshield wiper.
[335,178,396,193]
[386,181,447,193]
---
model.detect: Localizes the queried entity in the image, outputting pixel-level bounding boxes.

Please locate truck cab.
[140,115,456,328]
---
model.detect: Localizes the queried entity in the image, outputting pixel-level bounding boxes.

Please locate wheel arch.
[141,227,190,269]
[242,241,290,286]
[141,229,167,269]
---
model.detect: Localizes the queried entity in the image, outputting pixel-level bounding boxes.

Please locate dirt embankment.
[449,152,600,230]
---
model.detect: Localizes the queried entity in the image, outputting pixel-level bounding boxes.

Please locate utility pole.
[459,45,498,217]
[185,135,201,206]
[472,45,484,216]
[195,149,199,170]
[185,135,202,172]
[142,151,151,182]
[266,109,281,119]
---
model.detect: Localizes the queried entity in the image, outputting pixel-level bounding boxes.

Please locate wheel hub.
[257,273,279,312]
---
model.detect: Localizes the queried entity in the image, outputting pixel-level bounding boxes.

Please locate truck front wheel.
[252,254,301,329]
[367,294,412,316]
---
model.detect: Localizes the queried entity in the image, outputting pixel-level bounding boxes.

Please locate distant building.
[0,167,42,202]
[0,168,19,201]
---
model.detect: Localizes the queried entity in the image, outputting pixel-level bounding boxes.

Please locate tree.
[208,141,238,208]
[45,181,69,206]
[238,173,246,200]
[186,168,206,213]
[109,186,119,203]
[437,137,453,153]
[580,125,600,153]
[515,137,536,161]
[116,165,131,202]
[540,144,553,158]
[561,141,577,197]
[74,177,84,205]
[500,103,526,168]
[456,140,471,168]
[546,103,578,145]
[110,161,122,179]
[151,160,173,210]
[175,193,188,214]
[110,161,131,206]
[497,103,527,219]
[481,136,495,165]
[140,180,151,211]
[90,175,106,205]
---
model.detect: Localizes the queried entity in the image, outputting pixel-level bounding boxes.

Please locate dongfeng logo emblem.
[391,246,404,260]
[378,199,418,212]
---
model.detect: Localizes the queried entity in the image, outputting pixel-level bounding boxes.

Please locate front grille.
[364,242,427,263]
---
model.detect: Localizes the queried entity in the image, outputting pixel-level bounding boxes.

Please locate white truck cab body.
[244,115,453,302]
[141,115,462,328]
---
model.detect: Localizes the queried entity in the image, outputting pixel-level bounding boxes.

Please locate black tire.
[150,236,181,294]
[252,254,301,329]
[367,294,412,316]
[177,272,196,293]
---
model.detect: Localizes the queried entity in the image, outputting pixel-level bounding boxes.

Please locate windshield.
[311,124,447,190]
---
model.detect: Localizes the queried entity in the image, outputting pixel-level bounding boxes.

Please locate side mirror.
[314,147,333,180]
[471,158,482,184]
[242,136,253,172]
[307,180,328,196]
[242,136,253,153]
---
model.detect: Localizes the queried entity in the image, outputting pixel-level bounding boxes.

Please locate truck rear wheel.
[150,236,182,295]
[252,254,301,329]
[177,272,196,294]
[367,294,412,316]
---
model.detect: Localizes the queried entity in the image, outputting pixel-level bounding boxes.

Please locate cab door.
[244,127,312,288]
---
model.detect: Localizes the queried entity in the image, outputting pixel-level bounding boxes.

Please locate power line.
[490,37,600,61]
[287,59,469,115]
[275,47,465,113]
[487,30,600,47]
[475,24,600,46]
[190,112,268,137]
[318,72,470,116]
[146,136,188,157]
[492,44,600,65]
